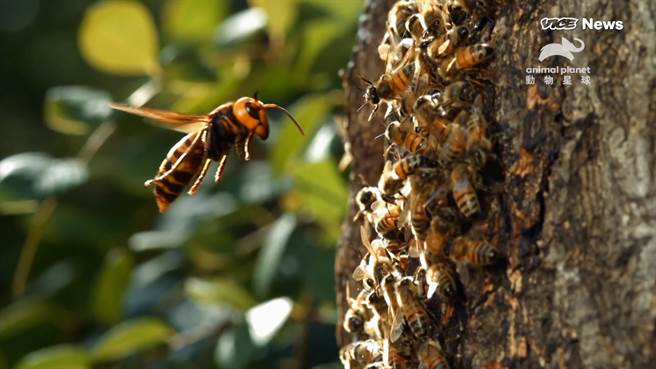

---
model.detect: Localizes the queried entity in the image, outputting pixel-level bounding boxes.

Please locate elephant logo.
[538,37,585,62]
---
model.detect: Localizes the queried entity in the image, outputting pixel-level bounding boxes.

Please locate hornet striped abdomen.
[111,96,303,212]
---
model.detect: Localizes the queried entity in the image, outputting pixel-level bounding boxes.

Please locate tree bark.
[336,1,656,368]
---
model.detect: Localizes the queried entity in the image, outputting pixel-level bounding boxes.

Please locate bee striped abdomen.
[468,240,497,266]
[450,165,479,218]
[150,131,207,212]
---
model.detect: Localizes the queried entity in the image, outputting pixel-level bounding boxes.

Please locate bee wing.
[360,223,375,256]
[352,264,368,282]
[438,38,451,55]
[110,103,210,133]
[408,239,420,258]
[389,313,404,343]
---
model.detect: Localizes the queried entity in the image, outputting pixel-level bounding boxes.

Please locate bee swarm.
[341,1,501,368]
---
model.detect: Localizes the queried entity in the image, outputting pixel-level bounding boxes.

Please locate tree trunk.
[336,1,656,368]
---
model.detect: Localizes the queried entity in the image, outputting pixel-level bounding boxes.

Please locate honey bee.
[423,256,459,299]
[110,97,303,212]
[415,0,448,37]
[392,277,433,340]
[378,160,406,201]
[353,224,398,287]
[388,0,418,40]
[371,201,404,239]
[413,94,450,143]
[417,339,450,369]
[465,109,492,154]
[440,43,494,78]
[385,110,427,154]
[404,14,429,43]
[354,186,382,221]
[445,0,471,25]
[393,154,434,181]
[423,25,469,60]
[344,286,372,336]
[409,192,431,245]
[340,339,383,369]
[383,339,414,369]
[438,124,468,166]
[408,172,445,246]
[451,235,499,266]
[440,80,479,110]
[450,163,480,218]
[363,62,415,119]
[363,290,388,339]
[381,274,401,324]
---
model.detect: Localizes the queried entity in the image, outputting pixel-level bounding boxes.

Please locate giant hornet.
[110,95,303,212]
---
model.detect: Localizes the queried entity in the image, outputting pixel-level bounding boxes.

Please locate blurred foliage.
[0,0,361,368]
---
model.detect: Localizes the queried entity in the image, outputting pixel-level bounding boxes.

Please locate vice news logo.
[540,17,624,31]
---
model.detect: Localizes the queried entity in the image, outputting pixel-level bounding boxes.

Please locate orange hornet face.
[233,96,303,140]
[233,97,269,139]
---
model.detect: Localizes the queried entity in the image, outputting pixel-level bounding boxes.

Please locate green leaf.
[0,153,88,199]
[253,214,297,297]
[91,318,173,361]
[246,297,292,346]
[214,8,267,48]
[291,160,346,241]
[44,86,111,135]
[185,277,256,310]
[301,0,362,20]
[92,248,134,324]
[0,299,54,339]
[16,345,89,369]
[271,91,341,175]
[249,0,298,43]
[163,0,226,43]
[79,0,159,75]
[215,323,258,369]
[297,20,343,73]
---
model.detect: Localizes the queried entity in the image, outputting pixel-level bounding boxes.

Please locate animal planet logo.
[538,37,585,62]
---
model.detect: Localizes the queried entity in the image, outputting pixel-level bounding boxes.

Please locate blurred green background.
[0,0,360,368]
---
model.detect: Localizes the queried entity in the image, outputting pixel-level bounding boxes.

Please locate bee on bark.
[445,0,471,25]
[450,163,480,218]
[383,339,414,369]
[438,124,468,167]
[392,277,433,340]
[415,0,449,37]
[465,109,492,154]
[423,25,469,61]
[363,290,388,339]
[380,274,401,323]
[378,160,406,201]
[413,94,451,145]
[409,191,431,245]
[110,96,303,212]
[439,43,494,80]
[423,256,459,300]
[362,62,415,120]
[340,339,383,369]
[371,200,404,239]
[393,154,435,181]
[450,235,499,266]
[353,224,399,287]
[417,339,450,369]
[385,109,428,154]
[354,186,383,221]
[440,80,480,110]
[344,286,372,336]
[388,0,418,40]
